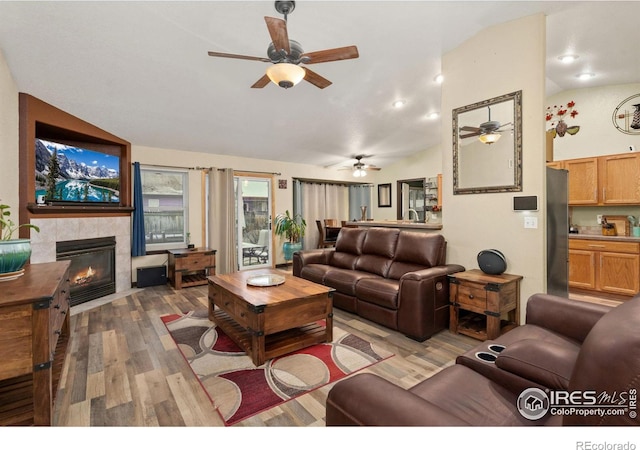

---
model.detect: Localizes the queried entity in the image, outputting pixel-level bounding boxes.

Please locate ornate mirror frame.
[452,90,523,195]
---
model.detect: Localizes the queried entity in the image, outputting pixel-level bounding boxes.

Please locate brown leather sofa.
[292,227,465,341]
[326,293,640,426]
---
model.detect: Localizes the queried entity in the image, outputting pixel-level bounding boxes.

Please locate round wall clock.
[612,93,640,135]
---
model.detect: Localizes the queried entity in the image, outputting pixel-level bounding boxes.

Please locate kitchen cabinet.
[599,153,640,204]
[564,157,599,205]
[550,153,640,206]
[569,239,639,296]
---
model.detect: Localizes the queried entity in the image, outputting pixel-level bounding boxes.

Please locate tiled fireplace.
[29,217,131,298]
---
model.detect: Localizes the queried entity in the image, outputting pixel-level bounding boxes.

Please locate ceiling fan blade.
[264,16,290,54]
[208,51,271,63]
[460,131,481,139]
[301,46,360,64]
[366,167,382,171]
[303,68,332,89]
[251,74,271,89]
[460,126,481,132]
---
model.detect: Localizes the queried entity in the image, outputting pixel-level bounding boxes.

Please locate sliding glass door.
[235,176,273,271]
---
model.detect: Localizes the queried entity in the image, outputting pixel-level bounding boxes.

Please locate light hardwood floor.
[54,281,481,427]
[53,280,622,427]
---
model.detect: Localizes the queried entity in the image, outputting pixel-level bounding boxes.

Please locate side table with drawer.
[448,269,523,341]
[167,247,216,289]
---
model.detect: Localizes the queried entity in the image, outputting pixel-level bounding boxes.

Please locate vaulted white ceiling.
[0,1,638,171]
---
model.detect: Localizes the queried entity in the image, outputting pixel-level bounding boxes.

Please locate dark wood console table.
[0,261,71,425]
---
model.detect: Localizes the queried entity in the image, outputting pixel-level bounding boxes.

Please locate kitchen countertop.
[569,233,640,242]
[352,220,443,230]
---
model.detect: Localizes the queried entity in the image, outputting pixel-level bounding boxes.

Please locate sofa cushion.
[299,264,332,285]
[355,277,400,309]
[353,228,397,277]
[323,268,379,296]
[329,228,368,269]
[409,364,558,426]
[387,232,445,279]
[495,339,579,391]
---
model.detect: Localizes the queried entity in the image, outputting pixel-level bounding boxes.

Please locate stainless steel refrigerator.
[546,166,569,297]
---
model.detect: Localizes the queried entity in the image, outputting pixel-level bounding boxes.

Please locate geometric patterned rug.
[161,310,394,426]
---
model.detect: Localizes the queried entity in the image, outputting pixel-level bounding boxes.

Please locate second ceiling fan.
[207,1,359,89]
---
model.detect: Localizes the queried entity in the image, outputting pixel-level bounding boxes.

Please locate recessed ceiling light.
[427,112,439,120]
[392,100,406,108]
[576,72,595,80]
[558,54,579,64]
[434,74,444,84]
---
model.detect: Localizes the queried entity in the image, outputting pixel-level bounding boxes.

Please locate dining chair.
[316,220,337,249]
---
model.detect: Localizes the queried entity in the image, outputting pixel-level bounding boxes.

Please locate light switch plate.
[524,217,538,229]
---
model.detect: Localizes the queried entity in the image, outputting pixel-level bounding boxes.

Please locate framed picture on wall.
[378,183,392,207]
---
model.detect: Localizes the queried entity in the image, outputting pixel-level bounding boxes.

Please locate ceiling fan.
[459,106,512,144]
[207,1,359,89]
[338,155,381,177]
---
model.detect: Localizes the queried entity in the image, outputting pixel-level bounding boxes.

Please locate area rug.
[161,310,394,425]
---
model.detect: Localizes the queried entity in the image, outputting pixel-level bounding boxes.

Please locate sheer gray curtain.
[349,184,373,221]
[208,168,237,274]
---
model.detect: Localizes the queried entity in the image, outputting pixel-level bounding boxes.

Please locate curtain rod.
[294,177,374,187]
[133,162,280,176]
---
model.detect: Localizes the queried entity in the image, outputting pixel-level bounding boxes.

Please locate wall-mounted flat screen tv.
[35,138,120,204]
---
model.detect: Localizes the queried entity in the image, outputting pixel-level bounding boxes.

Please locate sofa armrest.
[495,339,580,391]
[400,264,466,282]
[326,373,469,426]
[292,249,333,276]
[525,294,612,343]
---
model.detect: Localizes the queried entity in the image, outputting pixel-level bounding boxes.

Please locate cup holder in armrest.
[488,344,505,353]
[475,352,497,363]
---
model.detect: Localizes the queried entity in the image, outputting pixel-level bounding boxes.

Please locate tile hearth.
[29,216,131,294]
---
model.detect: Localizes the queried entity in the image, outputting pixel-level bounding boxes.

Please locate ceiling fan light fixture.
[353,167,367,177]
[266,63,305,88]
[478,132,501,145]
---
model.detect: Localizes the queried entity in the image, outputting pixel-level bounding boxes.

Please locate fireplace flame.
[74,266,96,286]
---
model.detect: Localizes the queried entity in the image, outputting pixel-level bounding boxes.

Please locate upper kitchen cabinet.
[600,153,640,204]
[550,152,640,206]
[565,157,599,205]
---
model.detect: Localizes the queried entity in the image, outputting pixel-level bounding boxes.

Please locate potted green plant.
[274,210,306,261]
[0,202,40,276]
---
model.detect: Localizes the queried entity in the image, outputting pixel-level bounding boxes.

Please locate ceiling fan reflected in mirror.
[459,106,512,145]
[338,155,382,177]
[207,1,359,89]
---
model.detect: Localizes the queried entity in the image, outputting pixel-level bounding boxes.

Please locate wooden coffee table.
[207,269,334,366]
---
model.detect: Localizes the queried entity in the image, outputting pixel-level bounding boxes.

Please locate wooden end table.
[448,269,523,341]
[208,269,334,366]
[167,247,216,289]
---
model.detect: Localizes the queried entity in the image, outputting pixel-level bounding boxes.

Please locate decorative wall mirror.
[452,90,523,194]
[378,183,392,207]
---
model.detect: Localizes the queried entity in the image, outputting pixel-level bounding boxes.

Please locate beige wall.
[547,83,640,161]
[0,49,19,210]
[369,144,442,221]
[441,14,547,320]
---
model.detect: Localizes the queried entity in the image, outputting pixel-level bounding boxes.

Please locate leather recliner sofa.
[292,227,465,341]
[325,293,640,426]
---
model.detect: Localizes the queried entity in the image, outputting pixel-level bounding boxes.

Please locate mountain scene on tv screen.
[35,138,120,203]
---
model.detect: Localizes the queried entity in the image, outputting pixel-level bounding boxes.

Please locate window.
[141,168,189,251]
